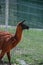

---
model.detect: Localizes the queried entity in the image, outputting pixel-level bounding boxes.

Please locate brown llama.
[0,20,29,65]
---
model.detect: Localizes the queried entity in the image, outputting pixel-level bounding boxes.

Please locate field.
[0,28,43,65]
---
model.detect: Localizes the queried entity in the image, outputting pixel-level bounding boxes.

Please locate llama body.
[0,32,12,50]
[0,20,29,65]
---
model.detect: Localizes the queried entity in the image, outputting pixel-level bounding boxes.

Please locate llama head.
[18,20,29,30]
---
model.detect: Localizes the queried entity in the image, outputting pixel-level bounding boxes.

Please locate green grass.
[0,28,43,65]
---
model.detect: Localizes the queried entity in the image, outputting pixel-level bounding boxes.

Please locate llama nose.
[27,26,29,29]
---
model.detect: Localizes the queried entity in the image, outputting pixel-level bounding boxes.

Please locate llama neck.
[15,27,23,42]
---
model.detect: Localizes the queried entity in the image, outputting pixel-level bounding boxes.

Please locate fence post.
[5,0,9,31]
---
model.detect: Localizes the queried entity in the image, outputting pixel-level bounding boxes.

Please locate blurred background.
[0,0,43,29]
[0,0,43,65]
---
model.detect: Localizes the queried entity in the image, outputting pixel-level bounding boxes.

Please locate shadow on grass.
[33,59,43,65]
[0,60,14,65]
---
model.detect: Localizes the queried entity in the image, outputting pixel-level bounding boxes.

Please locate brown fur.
[0,21,29,65]
[0,24,23,65]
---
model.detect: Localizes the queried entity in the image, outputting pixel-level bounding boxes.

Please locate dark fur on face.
[19,20,29,30]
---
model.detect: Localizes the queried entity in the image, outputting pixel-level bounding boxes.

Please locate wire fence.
[0,0,43,28]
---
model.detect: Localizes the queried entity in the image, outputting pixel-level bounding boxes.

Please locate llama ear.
[21,20,25,23]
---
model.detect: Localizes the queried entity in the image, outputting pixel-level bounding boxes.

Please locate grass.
[0,28,43,65]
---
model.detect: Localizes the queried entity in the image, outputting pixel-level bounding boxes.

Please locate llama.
[0,20,29,65]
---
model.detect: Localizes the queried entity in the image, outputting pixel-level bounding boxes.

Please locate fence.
[0,0,43,28]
